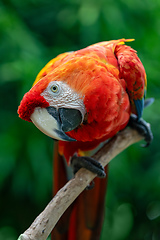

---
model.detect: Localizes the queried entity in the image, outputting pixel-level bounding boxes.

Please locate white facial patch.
[41,81,86,120]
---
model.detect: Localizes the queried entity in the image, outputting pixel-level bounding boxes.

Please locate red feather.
[18,39,147,240]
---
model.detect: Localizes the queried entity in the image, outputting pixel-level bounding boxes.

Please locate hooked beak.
[30,107,83,141]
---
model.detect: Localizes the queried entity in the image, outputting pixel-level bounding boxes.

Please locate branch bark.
[18,128,143,240]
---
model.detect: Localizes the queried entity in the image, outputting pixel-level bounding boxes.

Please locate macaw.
[18,39,152,240]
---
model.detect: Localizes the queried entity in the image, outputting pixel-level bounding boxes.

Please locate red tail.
[51,142,108,240]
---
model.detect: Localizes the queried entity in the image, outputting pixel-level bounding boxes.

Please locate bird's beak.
[30,106,83,141]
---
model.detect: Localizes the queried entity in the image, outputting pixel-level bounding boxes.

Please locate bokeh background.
[0,0,160,239]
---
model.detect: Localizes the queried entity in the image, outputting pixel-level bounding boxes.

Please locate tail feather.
[68,172,108,240]
[84,169,108,230]
[52,142,108,240]
[52,141,73,239]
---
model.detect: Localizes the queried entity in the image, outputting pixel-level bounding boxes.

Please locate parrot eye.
[51,84,59,93]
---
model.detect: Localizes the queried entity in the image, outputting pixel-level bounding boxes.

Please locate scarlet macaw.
[18,39,152,240]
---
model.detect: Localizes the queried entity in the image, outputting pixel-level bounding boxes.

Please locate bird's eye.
[51,84,59,93]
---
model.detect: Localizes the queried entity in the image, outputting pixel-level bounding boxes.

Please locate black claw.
[128,114,153,147]
[86,181,95,190]
[71,155,106,178]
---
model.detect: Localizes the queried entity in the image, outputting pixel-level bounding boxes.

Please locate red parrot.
[18,39,152,240]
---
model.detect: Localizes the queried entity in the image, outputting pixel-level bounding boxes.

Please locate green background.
[0,0,160,239]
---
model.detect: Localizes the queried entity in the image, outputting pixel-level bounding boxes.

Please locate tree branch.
[18,128,143,240]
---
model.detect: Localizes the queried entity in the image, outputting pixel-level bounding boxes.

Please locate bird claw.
[70,155,106,178]
[86,180,95,190]
[128,114,153,147]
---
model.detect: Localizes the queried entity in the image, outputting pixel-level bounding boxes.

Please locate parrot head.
[18,79,86,142]
[17,56,90,142]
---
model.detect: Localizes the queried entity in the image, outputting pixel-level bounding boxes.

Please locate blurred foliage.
[0,0,160,239]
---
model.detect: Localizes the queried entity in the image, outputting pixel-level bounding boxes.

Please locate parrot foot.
[71,155,106,178]
[128,114,153,147]
[86,181,95,190]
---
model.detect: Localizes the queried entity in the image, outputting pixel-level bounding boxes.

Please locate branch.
[18,128,143,240]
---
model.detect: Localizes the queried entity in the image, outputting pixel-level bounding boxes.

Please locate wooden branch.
[18,128,143,240]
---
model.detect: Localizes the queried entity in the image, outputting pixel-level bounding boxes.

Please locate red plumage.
[18,39,147,240]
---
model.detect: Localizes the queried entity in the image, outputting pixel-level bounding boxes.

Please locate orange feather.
[18,39,147,240]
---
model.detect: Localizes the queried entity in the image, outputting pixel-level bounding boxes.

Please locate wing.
[115,43,147,119]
